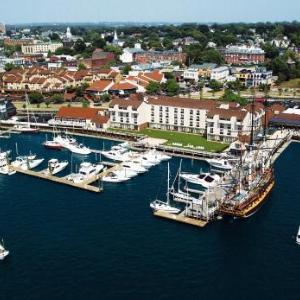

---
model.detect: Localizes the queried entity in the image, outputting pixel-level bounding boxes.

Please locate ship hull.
[220,170,275,219]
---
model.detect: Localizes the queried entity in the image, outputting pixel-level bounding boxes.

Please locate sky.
[1,0,299,24]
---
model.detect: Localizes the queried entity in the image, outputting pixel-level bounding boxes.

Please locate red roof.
[87,80,112,92]
[110,82,137,91]
[56,107,102,120]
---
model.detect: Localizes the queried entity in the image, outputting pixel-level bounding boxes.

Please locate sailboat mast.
[167,163,170,205]
[25,92,30,126]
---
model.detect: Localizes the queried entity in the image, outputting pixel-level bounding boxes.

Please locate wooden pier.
[9,163,122,193]
[153,210,208,228]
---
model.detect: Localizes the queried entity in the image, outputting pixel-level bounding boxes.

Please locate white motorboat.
[66,143,91,155]
[100,150,125,161]
[13,124,39,133]
[148,149,171,161]
[0,239,9,260]
[54,135,76,148]
[0,151,11,160]
[296,226,300,245]
[150,163,180,214]
[13,92,39,133]
[121,161,147,174]
[150,200,181,214]
[111,145,128,153]
[46,159,68,175]
[171,189,201,203]
[102,170,131,183]
[0,158,15,175]
[142,151,161,165]
[67,162,104,183]
[206,158,233,171]
[11,156,44,170]
[43,140,63,150]
[180,172,220,188]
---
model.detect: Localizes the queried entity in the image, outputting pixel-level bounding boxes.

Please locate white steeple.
[66,27,72,39]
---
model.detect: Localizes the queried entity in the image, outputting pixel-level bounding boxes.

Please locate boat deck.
[153,210,208,228]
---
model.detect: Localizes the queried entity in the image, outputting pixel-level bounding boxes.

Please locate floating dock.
[153,210,208,228]
[9,163,121,193]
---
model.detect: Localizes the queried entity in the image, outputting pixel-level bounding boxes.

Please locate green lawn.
[139,129,228,152]
[108,128,228,152]
[279,78,300,89]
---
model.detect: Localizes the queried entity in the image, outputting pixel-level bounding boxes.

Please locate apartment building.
[108,95,265,143]
[233,67,273,87]
[21,42,63,55]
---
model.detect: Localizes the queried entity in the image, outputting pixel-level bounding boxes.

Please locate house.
[49,106,110,130]
[183,68,199,82]
[82,49,115,71]
[119,44,144,63]
[233,67,273,87]
[210,66,230,82]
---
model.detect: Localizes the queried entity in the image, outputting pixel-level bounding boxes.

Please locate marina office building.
[109,96,265,143]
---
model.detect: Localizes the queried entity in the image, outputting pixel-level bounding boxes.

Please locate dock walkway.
[153,210,208,228]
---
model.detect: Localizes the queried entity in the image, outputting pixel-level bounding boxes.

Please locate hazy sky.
[1,0,299,24]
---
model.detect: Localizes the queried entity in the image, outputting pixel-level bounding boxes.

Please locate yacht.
[100,150,125,161]
[54,135,76,148]
[11,156,44,170]
[66,143,91,155]
[0,239,9,260]
[148,149,171,161]
[121,161,147,174]
[43,140,63,150]
[67,162,103,184]
[13,124,39,133]
[102,170,131,183]
[142,151,161,165]
[206,158,234,171]
[118,165,138,178]
[296,226,300,245]
[46,159,68,175]
[0,158,15,175]
[111,145,128,154]
[0,151,11,160]
[180,172,221,188]
[150,163,180,214]
[13,93,39,133]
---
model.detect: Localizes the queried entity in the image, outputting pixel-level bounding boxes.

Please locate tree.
[100,93,111,102]
[82,99,90,108]
[164,79,180,96]
[122,64,132,75]
[78,63,87,71]
[222,89,247,106]
[103,44,122,56]
[198,81,205,100]
[74,39,86,53]
[4,63,15,72]
[29,92,44,104]
[45,99,51,108]
[50,94,64,104]
[146,81,161,95]
[209,80,223,96]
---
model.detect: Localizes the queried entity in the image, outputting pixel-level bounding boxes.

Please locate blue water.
[0,133,300,300]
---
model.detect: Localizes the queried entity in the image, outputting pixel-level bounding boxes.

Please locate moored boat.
[0,239,9,260]
[180,172,221,188]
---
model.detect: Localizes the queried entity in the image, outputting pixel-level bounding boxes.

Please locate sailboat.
[150,163,180,214]
[13,92,39,133]
[296,226,300,245]
[0,239,9,260]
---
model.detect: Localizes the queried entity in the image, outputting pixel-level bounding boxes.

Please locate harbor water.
[0,133,300,299]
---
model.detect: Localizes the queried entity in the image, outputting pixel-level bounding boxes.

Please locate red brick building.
[222,46,265,65]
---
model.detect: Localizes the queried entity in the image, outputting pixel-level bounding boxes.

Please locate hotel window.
[189,121,193,127]
[196,122,200,127]
[165,107,169,112]
[181,109,184,113]
[159,106,163,111]
[151,117,154,123]
[174,108,178,113]
[190,109,193,114]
